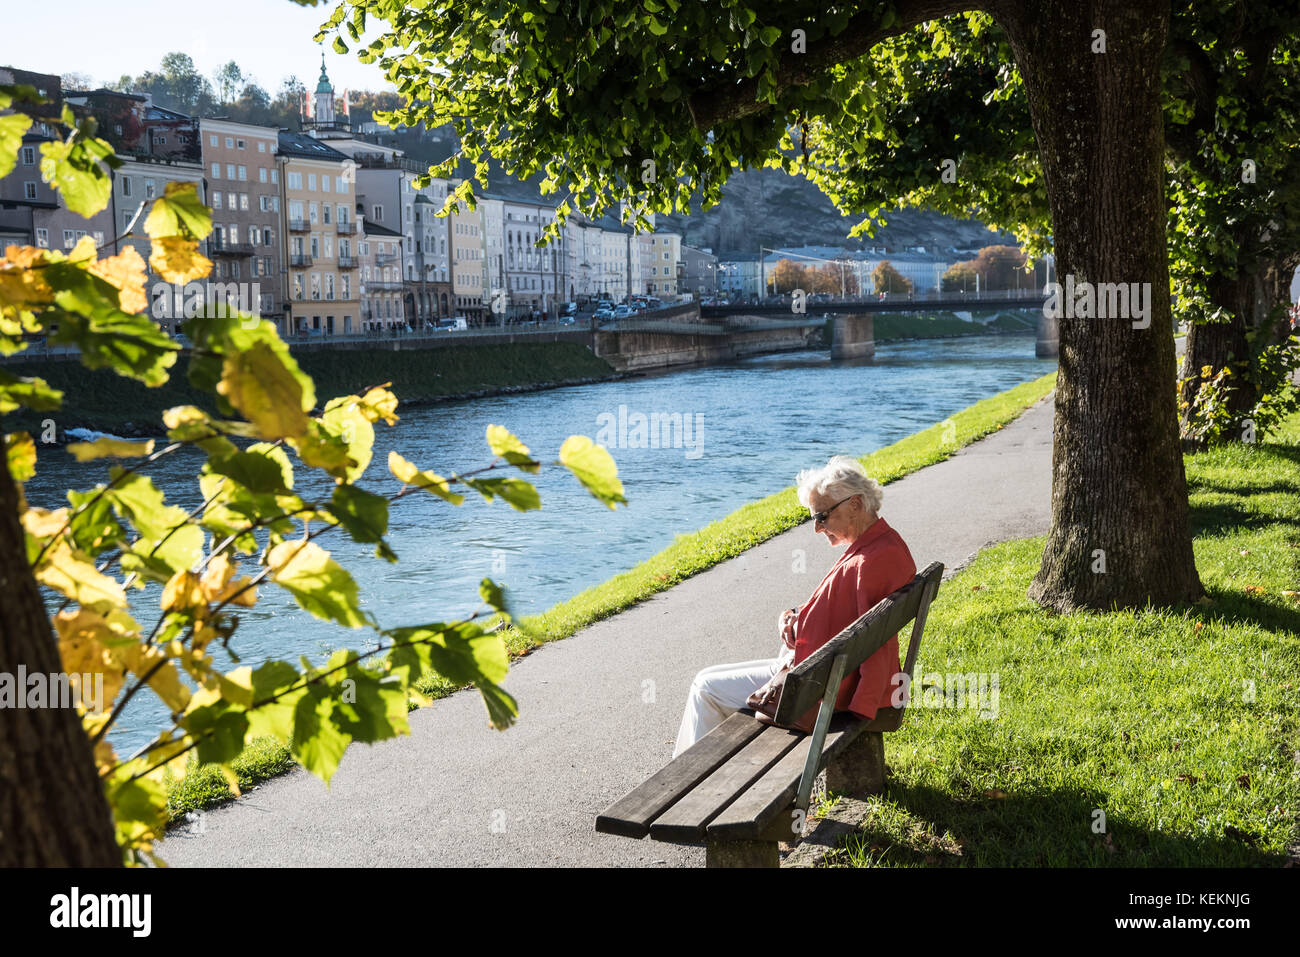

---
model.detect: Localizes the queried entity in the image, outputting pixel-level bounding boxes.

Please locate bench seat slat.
[707,713,869,840]
[649,723,804,842]
[595,711,766,838]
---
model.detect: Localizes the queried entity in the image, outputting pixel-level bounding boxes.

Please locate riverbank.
[163,369,1058,823]
[4,341,618,439]
[817,411,1300,867]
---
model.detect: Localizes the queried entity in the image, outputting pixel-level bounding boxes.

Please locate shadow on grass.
[837,779,1284,867]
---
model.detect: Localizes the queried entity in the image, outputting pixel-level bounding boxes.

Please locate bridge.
[588,293,1057,368]
[699,290,1049,317]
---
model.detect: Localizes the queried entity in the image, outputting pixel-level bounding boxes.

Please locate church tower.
[314,53,335,125]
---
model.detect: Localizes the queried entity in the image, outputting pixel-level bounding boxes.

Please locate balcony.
[288,219,311,232]
[366,280,405,291]
[375,253,400,266]
[208,238,256,257]
[336,222,357,234]
[337,255,358,268]
[289,253,313,267]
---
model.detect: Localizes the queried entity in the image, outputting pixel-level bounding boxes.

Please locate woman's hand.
[778,607,798,649]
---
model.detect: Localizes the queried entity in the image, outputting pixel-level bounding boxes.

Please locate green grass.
[3,341,614,435]
[165,370,1059,817]
[823,416,1300,867]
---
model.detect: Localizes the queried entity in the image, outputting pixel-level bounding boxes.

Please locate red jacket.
[793,517,917,720]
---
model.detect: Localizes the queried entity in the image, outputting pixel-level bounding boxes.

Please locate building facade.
[277,131,359,336]
[200,119,280,319]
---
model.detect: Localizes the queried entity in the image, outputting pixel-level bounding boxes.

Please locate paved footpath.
[159,392,1055,867]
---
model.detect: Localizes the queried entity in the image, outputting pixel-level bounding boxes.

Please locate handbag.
[746,664,818,733]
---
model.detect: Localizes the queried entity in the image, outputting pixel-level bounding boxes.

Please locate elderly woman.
[673,455,917,757]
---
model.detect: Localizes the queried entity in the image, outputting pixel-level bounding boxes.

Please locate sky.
[0,0,396,94]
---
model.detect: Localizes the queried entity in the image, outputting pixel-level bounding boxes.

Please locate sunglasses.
[812,495,856,526]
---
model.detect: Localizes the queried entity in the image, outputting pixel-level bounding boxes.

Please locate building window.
[213,190,222,208]
[259,168,267,183]
[212,162,221,178]
[322,175,330,193]
[238,165,247,181]
[23,181,37,200]
[271,169,278,184]
[372,205,382,221]
[325,274,335,300]
[237,139,245,149]
[63,229,75,248]
[227,194,236,210]
[121,176,132,197]
[225,163,234,179]
[259,195,268,212]
[258,141,266,153]
[323,205,331,224]
[20,146,35,165]
[240,194,249,211]
[308,173,317,191]
[265,229,274,247]
[145,179,156,199]
[35,228,48,248]
[210,134,218,146]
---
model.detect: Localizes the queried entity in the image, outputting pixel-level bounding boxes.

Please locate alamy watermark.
[0,667,104,713]
[595,404,704,459]
[150,281,262,326]
[1043,275,1152,329]
[891,667,999,719]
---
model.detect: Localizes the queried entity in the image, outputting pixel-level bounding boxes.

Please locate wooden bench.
[596,560,943,867]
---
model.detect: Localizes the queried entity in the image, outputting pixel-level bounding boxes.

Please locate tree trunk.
[999,0,1204,611]
[0,458,120,866]
[1178,260,1296,447]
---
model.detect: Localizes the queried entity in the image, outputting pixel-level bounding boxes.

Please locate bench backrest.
[775,560,943,726]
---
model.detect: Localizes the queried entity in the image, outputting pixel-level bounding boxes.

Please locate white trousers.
[672,648,792,759]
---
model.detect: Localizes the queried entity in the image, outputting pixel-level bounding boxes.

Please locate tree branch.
[687,0,987,131]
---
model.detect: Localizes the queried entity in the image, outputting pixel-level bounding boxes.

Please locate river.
[23,330,1054,752]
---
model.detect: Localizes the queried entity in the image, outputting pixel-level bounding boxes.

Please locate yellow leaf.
[21,505,68,540]
[53,608,131,711]
[162,569,205,615]
[122,642,191,714]
[149,236,212,284]
[217,341,310,440]
[357,383,399,425]
[88,245,148,314]
[388,450,465,504]
[0,245,55,308]
[66,436,155,461]
[37,539,127,609]
[67,234,99,263]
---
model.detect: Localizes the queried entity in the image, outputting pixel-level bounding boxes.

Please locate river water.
[24,330,1054,752]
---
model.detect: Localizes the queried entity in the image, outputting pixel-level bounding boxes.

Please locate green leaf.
[143,181,213,240]
[44,263,177,386]
[0,112,32,180]
[184,700,251,765]
[463,476,541,511]
[558,435,626,508]
[4,431,35,482]
[0,371,62,414]
[330,484,397,562]
[268,540,372,628]
[486,423,539,473]
[291,685,350,783]
[39,135,115,217]
[386,621,515,727]
[208,448,294,494]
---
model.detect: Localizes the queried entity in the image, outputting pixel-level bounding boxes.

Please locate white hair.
[795,455,883,515]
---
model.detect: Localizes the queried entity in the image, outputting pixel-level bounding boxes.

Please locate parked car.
[613,304,634,318]
[593,306,615,321]
[563,301,578,315]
